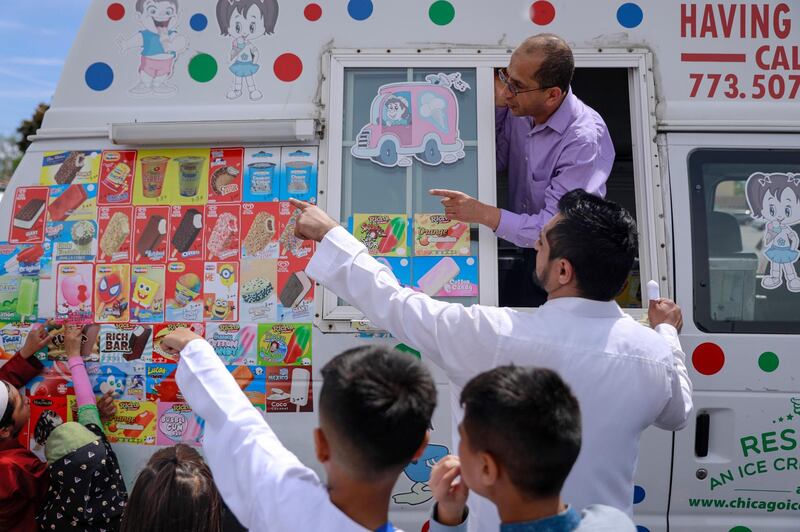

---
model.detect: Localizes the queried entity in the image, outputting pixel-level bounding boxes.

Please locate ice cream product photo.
[94,263,131,323]
[98,150,137,205]
[56,262,94,323]
[414,214,471,256]
[138,155,170,199]
[413,256,479,297]
[175,156,206,198]
[99,323,153,363]
[208,147,243,203]
[203,262,239,321]
[170,206,204,260]
[243,148,280,202]
[279,202,315,259]
[133,206,169,262]
[257,323,311,366]
[265,365,313,413]
[98,206,132,261]
[157,402,205,446]
[39,150,100,186]
[47,183,97,222]
[205,322,257,365]
[277,257,313,322]
[45,220,98,262]
[205,203,240,260]
[10,187,50,244]
[165,261,204,322]
[353,214,408,257]
[240,258,277,322]
[279,147,318,203]
[152,323,205,363]
[130,264,165,323]
[0,243,49,278]
[242,202,279,258]
[134,148,209,205]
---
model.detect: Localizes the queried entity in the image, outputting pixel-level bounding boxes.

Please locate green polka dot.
[729,527,752,532]
[188,53,218,83]
[429,0,455,25]
[758,351,779,373]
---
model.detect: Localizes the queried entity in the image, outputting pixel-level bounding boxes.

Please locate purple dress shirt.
[495,89,615,247]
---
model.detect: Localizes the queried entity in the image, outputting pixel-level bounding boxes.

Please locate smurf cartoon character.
[215,0,280,101]
[392,443,449,505]
[745,172,800,292]
[117,0,188,96]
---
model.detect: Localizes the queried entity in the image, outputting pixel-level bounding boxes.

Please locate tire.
[419,139,442,165]
[374,140,398,166]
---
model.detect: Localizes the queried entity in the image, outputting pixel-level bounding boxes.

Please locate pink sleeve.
[68,355,96,408]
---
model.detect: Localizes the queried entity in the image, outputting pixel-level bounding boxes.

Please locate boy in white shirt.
[162,329,436,532]
[428,365,635,532]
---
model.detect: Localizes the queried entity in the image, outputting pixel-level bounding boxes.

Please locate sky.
[0,0,90,138]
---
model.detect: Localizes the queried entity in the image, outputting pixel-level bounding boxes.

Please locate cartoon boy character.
[383,96,410,126]
[745,172,800,292]
[215,0,279,101]
[117,0,188,96]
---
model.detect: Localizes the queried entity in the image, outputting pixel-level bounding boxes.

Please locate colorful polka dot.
[530,1,556,25]
[274,53,303,82]
[636,527,650,532]
[188,53,218,83]
[617,2,644,28]
[107,3,125,21]
[633,485,645,504]
[395,343,421,360]
[692,342,725,376]
[190,13,208,32]
[429,1,455,25]
[729,527,752,532]
[85,62,114,91]
[758,351,779,373]
[304,3,322,21]
[348,0,373,21]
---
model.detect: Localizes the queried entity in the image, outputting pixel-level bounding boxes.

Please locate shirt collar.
[500,506,581,532]
[540,296,627,318]
[530,88,578,136]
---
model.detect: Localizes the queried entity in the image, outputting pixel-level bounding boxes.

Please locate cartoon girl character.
[117,0,188,96]
[384,96,410,126]
[215,0,279,101]
[745,172,800,292]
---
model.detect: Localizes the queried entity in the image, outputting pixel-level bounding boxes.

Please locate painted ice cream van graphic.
[3,1,800,531]
[351,76,467,168]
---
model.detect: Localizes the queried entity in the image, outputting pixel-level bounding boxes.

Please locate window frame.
[688,147,800,334]
[316,48,662,332]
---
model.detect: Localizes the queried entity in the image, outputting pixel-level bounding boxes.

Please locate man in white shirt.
[164,329,436,532]
[289,189,693,532]
[427,366,635,532]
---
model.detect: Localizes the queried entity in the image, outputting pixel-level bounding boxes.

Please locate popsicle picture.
[98,150,137,205]
[39,150,101,186]
[10,187,50,244]
[130,264,165,323]
[353,214,408,257]
[46,184,97,222]
[56,263,94,323]
[170,207,204,260]
[133,206,169,262]
[205,204,241,260]
[98,207,132,261]
[414,214,470,256]
[94,264,131,323]
[413,256,479,297]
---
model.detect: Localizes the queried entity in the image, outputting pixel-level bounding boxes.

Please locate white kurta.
[306,227,693,532]
[175,338,377,532]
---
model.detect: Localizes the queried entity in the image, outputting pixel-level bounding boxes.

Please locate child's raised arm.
[64,325,105,427]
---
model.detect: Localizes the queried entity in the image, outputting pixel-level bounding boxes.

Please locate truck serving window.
[689,149,800,333]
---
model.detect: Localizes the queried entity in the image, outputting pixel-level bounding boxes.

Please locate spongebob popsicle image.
[131,267,165,322]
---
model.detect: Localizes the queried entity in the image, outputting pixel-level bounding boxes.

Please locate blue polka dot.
[85,62,113,91]
[633,485,646,504]
[348,0,373,20]
[636,527,651,532]
[617,3,643,28]
[190,13,208,31]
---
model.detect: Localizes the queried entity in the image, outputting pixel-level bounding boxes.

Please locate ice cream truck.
[1,0,799,530]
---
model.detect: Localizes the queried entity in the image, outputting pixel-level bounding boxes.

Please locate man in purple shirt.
[431,34,615,305]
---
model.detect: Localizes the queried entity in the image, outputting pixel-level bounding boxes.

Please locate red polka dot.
[304,3,322,21]
[274,53,303,82]
[530,1,555,25]
[107,2,126,21]
[692,342,725,375]
[421,522,430,532]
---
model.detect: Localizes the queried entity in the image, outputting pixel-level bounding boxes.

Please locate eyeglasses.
[498,68,550,97]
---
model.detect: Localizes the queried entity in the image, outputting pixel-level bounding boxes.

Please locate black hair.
[460,365,581,498]
[545,189,638,301]
[34,410,63,446]
[0,382,13,429]
[319,346,436,479]
[216,0,279,35]
[521,33,574,94]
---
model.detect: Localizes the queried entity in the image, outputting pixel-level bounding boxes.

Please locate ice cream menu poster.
[2,147,320,451]
[351,213,478,297]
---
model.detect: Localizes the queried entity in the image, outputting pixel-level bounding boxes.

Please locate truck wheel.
[420,139,442,165]
[374,141,398,166]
